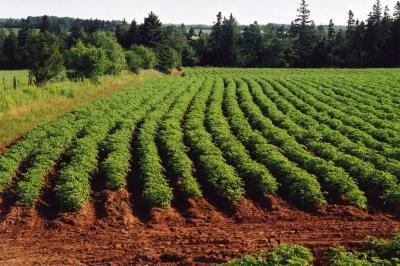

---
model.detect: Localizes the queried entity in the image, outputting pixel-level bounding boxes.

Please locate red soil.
[1,192,399,265]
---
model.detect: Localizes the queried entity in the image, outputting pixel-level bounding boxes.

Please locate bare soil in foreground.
[0,191,399,266]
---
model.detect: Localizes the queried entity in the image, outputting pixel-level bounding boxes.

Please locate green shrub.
[155,45,179,74]
[125,50,143,74]
[86,31,126,75]
[26,32,65,85]
[66,41,108,83]
[131,45,157,69]
[220,244,314,266]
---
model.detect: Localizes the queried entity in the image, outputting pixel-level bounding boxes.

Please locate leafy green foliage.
[130,45,157,69]
[125,50,142,74]
[206,78,278,195]
[155,45,180,74]
[66,41,108,83]
[220,244,314,266]
[26,32,65,85]
[223,78,325,208]
[185,78,245,202]
[158,79,203,198]
[137,79,192,208]
[1,68,400,213]
[86,31,126,75]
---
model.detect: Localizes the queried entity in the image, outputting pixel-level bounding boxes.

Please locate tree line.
[0,0,399,85]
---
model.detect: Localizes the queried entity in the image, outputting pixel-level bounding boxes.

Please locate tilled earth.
[1,191,399,265]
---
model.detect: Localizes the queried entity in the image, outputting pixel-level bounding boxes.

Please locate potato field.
[1,68,400,265]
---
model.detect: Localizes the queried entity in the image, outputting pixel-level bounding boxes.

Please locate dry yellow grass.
[0,70,163,148]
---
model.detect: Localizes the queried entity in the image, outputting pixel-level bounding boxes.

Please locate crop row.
[302,77,400,125]
[137,79,194,208]
[205,78,278,196]
[222,78,325,208]
[184,78,245,202]
[236,78,366,208]
[288,79,400,146]
[102,78,178,191]
[258,79,400,180]
[325,76,400,114]
[249,78,400,206]
[55,80,172,210]
[157,79,204,199]
[270,79,400,161]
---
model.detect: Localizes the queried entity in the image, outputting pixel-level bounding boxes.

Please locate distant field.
[0,69,29,88]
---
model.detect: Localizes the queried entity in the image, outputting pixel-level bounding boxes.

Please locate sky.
[1,0,399,25]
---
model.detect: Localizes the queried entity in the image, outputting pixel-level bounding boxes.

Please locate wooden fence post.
[28,73,33,86]
[13,76,16,90]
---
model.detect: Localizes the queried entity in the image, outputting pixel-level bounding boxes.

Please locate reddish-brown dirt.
[1,193,399,266]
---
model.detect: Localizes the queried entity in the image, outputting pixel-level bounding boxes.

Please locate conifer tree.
[327,19,335,41]
[346,10,356,38]
[39,15,51,33]
[125,20,139,48]
[290,0,316,66]
[138,12,162,47]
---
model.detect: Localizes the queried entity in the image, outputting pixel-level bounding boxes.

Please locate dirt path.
[0,195,399,265]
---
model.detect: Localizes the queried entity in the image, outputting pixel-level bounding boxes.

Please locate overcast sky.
[1,0,399,25]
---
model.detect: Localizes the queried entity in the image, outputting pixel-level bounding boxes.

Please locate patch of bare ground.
[1,194,399,265]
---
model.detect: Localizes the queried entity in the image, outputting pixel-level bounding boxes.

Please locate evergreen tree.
[220,14,241,66]
[187,26,195,40]
[0,29,7,68]
[294,0,312,27]
[17,19,32,67]
[180,23,187,36]
[346,10,356,39]
[371,0,383,23]
[391,2,400,65]
[395,1,400,20]
[381,6,393,65]
[115,19,129,48]
[86,19,102,34]
[239,21,264,66]
[125,20,139,48]
[3,30,19,69]
[366,0,385,66]
[207,12,223,65]
[138,12,162,47]
[39,15,51,33]
[68,19,85,48]
[290,0,317,66]
[327,19,335,41]
[155,45,179,73]
[352,20,367,66]
[328,29,347,66]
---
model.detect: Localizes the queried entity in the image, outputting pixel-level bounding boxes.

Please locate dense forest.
[0,0,399,84]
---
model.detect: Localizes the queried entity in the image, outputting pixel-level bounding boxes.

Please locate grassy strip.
[0,70,163,148]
